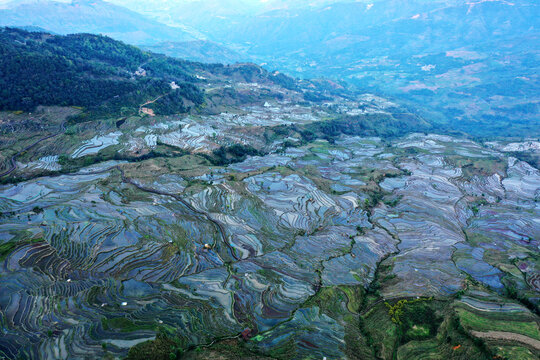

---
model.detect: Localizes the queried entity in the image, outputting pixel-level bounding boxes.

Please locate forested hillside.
[0,27,332,122]
[0,28,205,118]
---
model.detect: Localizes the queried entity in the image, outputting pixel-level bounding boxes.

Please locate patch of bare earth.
[470,330,540,351]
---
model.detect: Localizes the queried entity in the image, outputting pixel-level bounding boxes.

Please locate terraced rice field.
[1,124,539,358]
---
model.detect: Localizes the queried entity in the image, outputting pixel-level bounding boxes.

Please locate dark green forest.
[0,28,204,118]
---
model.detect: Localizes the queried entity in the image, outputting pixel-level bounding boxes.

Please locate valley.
[0,8,538,359]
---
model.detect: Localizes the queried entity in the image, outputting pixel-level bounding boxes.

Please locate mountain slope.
[0,0,196,44]
[0,27,205,118]
[0,27,363,122]
[142,40,249,65]
[177,0,540,138]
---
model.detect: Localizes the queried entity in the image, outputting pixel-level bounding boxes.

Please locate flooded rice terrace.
[1,130,538,358]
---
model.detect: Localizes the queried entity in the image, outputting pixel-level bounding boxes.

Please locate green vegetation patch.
[396,304,498,360]
[256,268,284,286]
[301,112,430,142]
[385,298,444,344]
[303,285,365,317]
[101,317,155,333]
[406,324,430,339]
[492,345,537,360]
[300,286,374,359]
[0,241,19,262]
[181,339,274,360]
[447,156,507,179]
[207,144,262,166]
[126,333,183,360]
[0,238,43,261]
[362,302,400,359]
[456,308,540,340]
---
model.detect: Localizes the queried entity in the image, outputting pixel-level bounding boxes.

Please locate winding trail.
[0,122,65,178]
[138,92,171,116]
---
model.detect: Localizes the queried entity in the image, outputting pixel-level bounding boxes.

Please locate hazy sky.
[0,0,360,8]
[0,0,364,21]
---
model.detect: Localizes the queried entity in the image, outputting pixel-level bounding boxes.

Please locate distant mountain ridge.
[1,0,538,137]
[142,40,250,65]
[0,0,196,44]
[200,0,538,55]
[0,0,255,65]
[187,0,539,137]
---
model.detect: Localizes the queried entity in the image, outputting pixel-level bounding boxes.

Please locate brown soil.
[470,330,540,351]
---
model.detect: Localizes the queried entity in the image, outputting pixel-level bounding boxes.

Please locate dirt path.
[470,330,540,351]
[138,92,171,115]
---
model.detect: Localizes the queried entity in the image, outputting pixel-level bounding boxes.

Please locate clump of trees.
[208,144,262,166]
[385,297,443,343]
[126,332,184,360]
